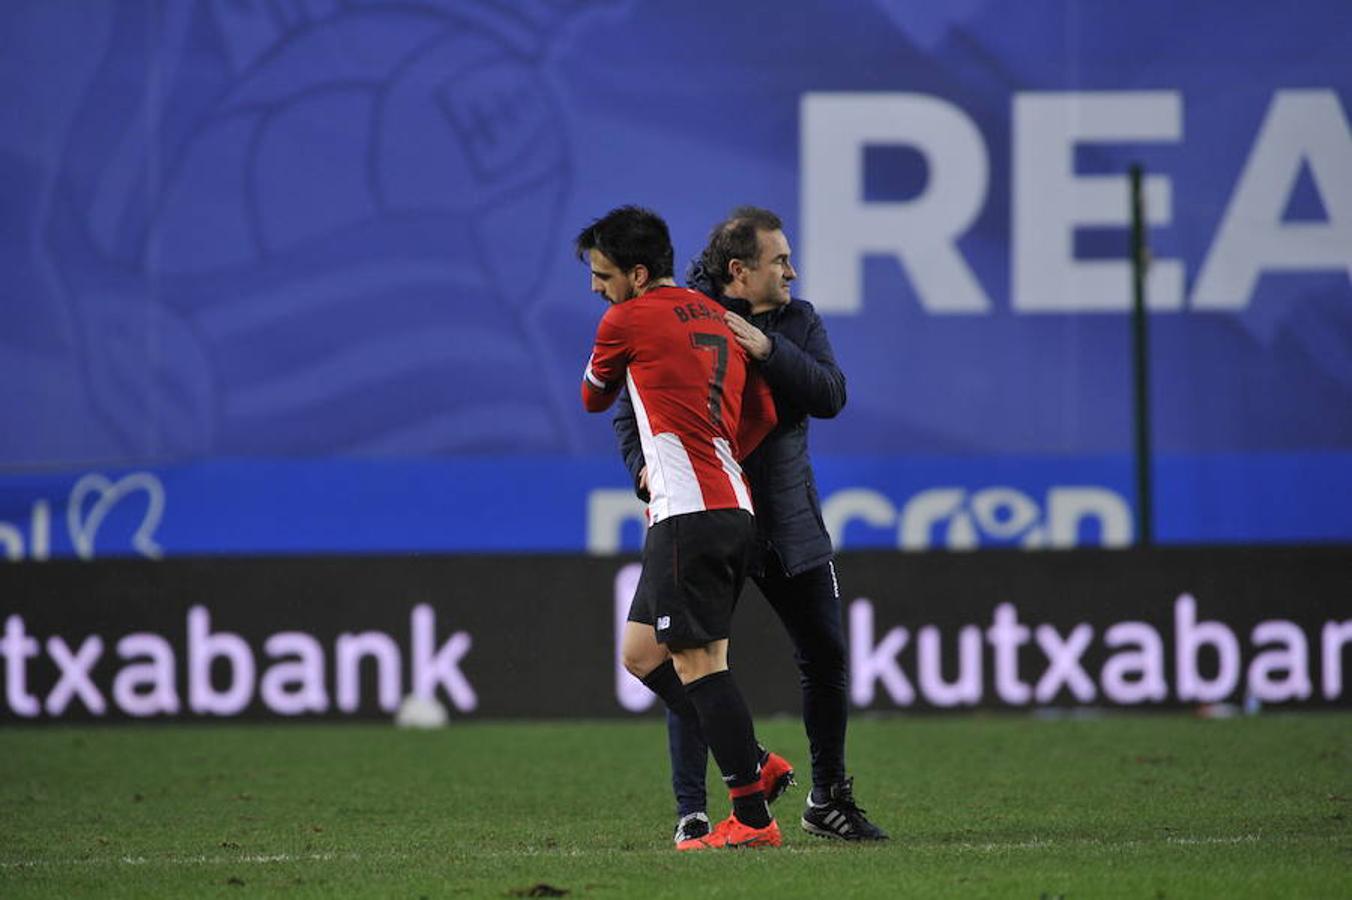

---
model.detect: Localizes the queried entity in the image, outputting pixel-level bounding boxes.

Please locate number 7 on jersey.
[691,332,728,428]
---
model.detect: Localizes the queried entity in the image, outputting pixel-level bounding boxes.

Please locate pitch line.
[0,833,1324,869]
[946,834,1266,852]
[0,852,353,870]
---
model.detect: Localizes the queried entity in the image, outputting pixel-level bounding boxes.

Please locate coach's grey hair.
[688,206,783,295]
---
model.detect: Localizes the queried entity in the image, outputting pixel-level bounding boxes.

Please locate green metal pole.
[1129,164,1153,547]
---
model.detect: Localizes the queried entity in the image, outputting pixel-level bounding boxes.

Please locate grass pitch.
[2,713,1349,898]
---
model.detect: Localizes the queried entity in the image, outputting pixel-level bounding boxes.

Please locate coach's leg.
[672,642,770,828]
[622,622,708,818]
[757,562,849,792]
[758,562,885,839]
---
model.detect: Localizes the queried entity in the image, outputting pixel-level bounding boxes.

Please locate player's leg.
[664,707,711,841]
[670,641,774,834]
[642,510,783,849]
[619,620,709,832]
[662,510,778,847]
[629,619,792,816]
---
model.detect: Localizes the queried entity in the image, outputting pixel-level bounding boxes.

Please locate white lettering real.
[1013,91,1184,313]
[801,89,1348,316]
[1193,90,1352,310]
[801,93,991,314]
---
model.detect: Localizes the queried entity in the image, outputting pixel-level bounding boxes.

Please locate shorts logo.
[657,616,671,631]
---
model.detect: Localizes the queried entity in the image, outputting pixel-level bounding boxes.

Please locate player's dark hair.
[688,206,784,295]
[574,205,674,280]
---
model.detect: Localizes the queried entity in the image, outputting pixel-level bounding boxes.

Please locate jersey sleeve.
[581,306,628,412]
[736,365,778,459]
[759,301,847,418]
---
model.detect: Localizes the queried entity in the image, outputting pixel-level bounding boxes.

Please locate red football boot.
[758,750,796,804]
[677,815,782,851]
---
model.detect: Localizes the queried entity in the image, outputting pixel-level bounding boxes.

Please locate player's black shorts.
[628,508,755,648]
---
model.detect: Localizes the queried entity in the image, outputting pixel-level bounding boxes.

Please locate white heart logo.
[67,472,165,560]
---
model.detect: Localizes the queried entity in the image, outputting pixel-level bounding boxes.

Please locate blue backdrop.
[3,0,1350,558]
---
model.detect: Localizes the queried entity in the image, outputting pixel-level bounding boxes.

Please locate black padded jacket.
[612,288,846,577]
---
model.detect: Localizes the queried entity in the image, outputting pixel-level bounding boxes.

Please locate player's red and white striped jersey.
[581,286,776,525]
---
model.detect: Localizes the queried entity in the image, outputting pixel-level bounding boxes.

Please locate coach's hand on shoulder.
[724,311,772,361]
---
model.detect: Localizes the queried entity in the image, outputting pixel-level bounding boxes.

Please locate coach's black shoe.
[801,777,890,841]
[673,811,711,846]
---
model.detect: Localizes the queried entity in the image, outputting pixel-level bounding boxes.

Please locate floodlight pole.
[1129,163,1154,547]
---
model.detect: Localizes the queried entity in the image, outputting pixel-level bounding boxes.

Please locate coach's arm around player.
[722,301,845,420]
[572,205,789,851]
[610,206,889,844]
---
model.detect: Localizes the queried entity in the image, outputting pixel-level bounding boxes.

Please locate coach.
[614,206,888,842]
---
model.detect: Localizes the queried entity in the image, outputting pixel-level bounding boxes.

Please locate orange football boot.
[758,750,796,803]
[677,815,782,851]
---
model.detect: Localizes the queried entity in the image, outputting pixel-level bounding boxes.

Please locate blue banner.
[3,1,1350,554]
[2,454,1349,560]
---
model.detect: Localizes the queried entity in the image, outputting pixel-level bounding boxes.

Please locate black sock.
[642,662,709,816]
[641,660,699,721]
[685,670,770,828]
[730,792,771,829]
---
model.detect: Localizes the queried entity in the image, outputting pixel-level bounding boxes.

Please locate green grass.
[2,714,1349,898]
